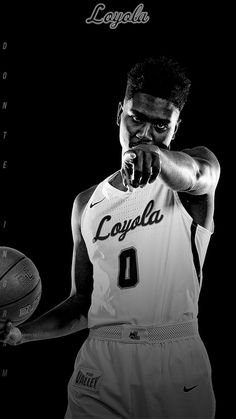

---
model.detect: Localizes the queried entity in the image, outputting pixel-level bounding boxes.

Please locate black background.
[0,2,232,418]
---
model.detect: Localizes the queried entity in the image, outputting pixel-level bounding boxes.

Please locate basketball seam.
[0,256,26,281]
[0,280,41,309]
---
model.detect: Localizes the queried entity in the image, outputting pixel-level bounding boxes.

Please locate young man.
[2,56,220,418]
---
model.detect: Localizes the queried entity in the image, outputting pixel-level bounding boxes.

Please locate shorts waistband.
[89,320,199,343]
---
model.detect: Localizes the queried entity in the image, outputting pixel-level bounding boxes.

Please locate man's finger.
[122,151,136,191]
[131,150,143,188]
[5,321,12,333]
[149,153,161,183]
[122,151,136,164]
[121,168,133,192]
[140,152,152,187]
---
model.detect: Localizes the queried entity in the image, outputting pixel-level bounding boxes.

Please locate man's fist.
[121,144,161,189]
[0,321,22,345]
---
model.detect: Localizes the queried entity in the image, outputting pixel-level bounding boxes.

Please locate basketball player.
[1,56,220,418]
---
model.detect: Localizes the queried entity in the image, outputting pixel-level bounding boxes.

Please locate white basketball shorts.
[65,322,215,419]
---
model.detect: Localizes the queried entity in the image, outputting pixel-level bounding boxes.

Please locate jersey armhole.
[174,191,214,235]
[80,186,98,232]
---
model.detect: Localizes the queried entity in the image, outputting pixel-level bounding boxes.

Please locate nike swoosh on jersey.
[183,385,198,392]
[90,197,106,208]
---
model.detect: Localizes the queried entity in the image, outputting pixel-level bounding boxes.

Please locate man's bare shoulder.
[75,185,98,213]
[182,146,220,171]
[72,185,98,228]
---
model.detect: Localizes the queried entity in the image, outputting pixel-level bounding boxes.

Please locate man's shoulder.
[181,146,220,169]
[73,174,110,213]
[74,185,98,214]
[71,185,98,233]
[73,172,116,218]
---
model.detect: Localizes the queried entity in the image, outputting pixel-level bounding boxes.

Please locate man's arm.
[159,146,220,194]
[122,145,220,195]
[1,190,94,345]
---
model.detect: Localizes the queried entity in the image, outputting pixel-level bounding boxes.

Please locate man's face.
[118,92,180,152]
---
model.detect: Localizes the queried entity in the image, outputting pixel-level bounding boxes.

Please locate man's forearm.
[19,294,88,343]
[159,149,200,192]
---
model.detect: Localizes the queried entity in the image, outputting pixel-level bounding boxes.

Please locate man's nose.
[136,122,153,142]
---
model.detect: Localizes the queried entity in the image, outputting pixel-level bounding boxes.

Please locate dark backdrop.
[0,2,232,418]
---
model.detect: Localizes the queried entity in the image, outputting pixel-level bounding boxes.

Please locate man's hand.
[121,144,161,190]
[0,321,22,345]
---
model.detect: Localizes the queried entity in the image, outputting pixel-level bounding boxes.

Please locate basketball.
[0,247,42,327]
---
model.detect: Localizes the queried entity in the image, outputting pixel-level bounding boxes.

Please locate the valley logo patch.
[74,367,102,392]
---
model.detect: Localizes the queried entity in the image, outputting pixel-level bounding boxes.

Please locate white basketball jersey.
[81,172,212,328]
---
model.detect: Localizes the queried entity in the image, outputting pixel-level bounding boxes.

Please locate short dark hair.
[125,56,191,111]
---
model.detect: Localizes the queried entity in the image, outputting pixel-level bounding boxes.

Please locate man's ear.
[172,118,182,140]
[116,102,123,126]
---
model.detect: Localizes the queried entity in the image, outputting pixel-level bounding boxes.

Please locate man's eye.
[154,123,168,132]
